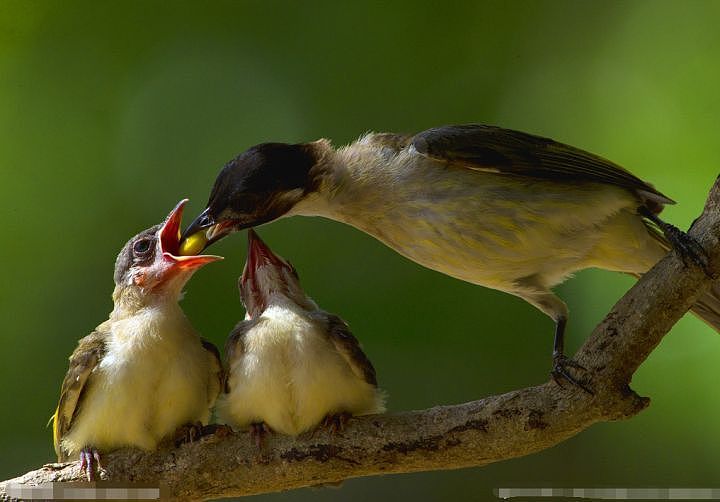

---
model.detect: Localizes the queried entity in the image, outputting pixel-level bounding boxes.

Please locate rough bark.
[3,175,719,501]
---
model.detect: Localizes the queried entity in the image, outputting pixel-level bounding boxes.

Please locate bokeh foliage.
[1,1,719,500]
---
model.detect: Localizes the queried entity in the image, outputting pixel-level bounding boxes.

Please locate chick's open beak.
[161,199,223,270]
[241,228,289,284]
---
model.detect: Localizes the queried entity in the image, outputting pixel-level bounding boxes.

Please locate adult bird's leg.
[518,286,592,393]
[551,316,593,394]
[639,206,709,272]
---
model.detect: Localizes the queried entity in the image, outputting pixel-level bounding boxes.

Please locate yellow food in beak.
[179,231,209,256]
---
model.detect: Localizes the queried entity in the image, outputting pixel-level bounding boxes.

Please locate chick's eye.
[132,238,153,256]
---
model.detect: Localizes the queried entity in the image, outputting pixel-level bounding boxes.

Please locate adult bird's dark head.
[180,142,326,255]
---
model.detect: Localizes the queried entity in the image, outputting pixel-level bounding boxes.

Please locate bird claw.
[668,226,710,274]
[321,412,352,435]
[174,422,203,447]
[199,423,234,439]
[551,355,593,394]
[79,447,102,482]
[250,422,272,449]
[641,207,711,274]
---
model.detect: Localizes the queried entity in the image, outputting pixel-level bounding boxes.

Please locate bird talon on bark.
[661,223,709,271]
[640,206,710,274]
[250,422,272,449]
[200,423,235,439]
[174,422,204,447]
[321,412,352,434]
[79,447,102,482]
[551,355,593,394]
[676,232,710,274]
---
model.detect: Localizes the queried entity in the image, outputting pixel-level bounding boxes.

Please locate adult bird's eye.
[132,238,153,256]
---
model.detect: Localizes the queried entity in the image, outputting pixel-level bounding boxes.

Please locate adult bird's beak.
[161,200,222,270]
[179,208,237,256]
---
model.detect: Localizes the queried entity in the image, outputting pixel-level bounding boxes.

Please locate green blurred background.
[1,1,719,500]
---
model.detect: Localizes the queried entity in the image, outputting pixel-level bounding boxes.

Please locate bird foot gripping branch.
[551,355,593,394]
[249,423,273,450]
[639,205,711,274]
[321,412,353,434]
[79,447,102,482]
[173,422,205,448]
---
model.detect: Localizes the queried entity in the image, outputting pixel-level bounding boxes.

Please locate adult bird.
[216,229,385,443]
[180,124,717,388]
[53,199,223,480]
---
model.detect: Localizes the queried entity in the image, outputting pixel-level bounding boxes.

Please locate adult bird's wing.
[53,326,107,461]
[311,312,378,387]
[412,124,674,212]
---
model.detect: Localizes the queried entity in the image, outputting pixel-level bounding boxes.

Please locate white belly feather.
[217,305,384,436]
[61,307,215,456]
[293,151,665,293]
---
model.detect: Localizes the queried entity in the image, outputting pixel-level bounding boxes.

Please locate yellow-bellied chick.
[52,199,223,480]
[216,229,385,442]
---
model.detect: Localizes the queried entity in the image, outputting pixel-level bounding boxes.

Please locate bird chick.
[216,229,385,440]
[52,199,223,480]
[181,124,718,390]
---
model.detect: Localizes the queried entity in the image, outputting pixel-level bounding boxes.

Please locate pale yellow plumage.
[217,303,384,436]
[290,134,668,321]
[55,300,221,460]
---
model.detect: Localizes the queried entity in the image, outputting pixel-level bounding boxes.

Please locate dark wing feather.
[53,328,107,461]
[223,319,259,393]
[200,338,224,405]
[311,312,378,387]
[412,124,674,212]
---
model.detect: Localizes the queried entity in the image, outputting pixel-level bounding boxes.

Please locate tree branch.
[3,176,720,501]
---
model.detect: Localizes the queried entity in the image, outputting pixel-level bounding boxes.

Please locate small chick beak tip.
[247,229,265,260]
[166,199,189,228]
[246,229,286,269]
